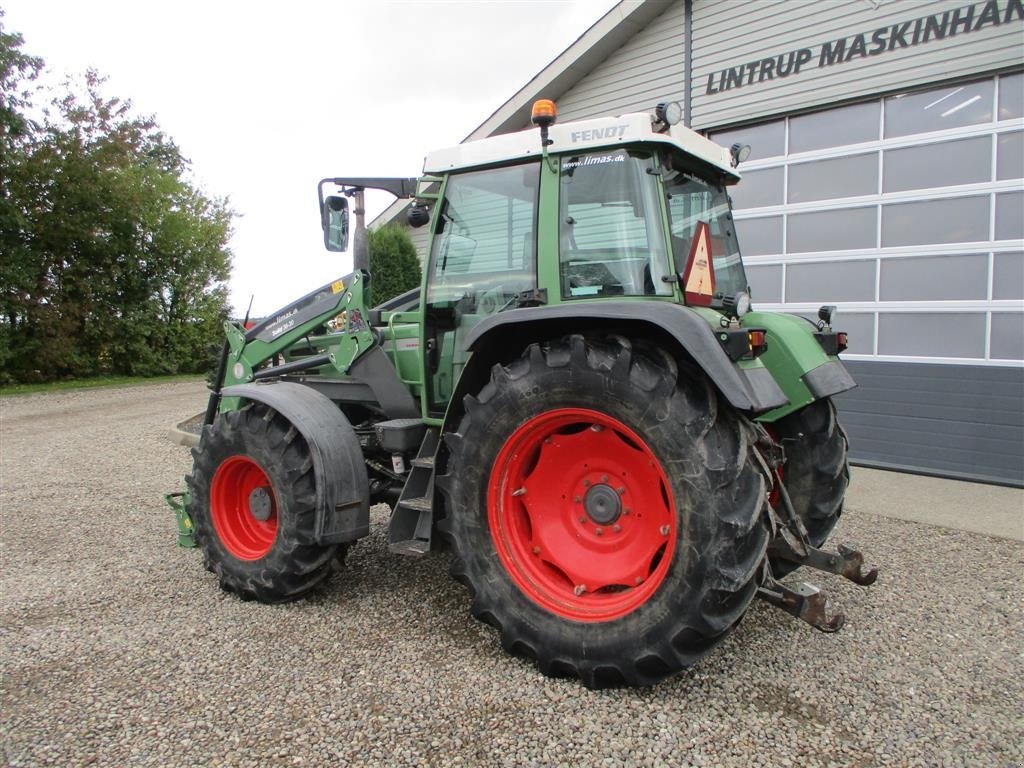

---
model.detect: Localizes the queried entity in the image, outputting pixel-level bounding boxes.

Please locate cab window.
[559,149,672,298]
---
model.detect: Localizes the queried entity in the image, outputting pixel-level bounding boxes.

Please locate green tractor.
[178,99,876,687]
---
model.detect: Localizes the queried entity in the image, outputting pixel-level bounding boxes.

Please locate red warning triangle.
[682,221,716,306]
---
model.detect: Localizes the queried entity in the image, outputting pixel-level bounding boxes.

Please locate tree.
[367,224,421,306]
[0,18,233,383]
[0,12,43,378]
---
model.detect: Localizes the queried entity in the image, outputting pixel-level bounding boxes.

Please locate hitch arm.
[757,578,845,633]
[768,536,879,586]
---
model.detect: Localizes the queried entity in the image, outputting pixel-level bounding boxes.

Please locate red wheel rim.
[487,408,677,622]
[210,455,278,560]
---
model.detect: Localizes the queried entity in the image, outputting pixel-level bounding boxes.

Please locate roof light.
[730,143,752,168]
[531,99,557,128]
[654,101,683,126]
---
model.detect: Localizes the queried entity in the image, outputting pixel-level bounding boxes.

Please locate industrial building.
[374,0,1024,485]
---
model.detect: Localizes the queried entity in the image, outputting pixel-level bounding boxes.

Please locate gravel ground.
[1,380,1022,768]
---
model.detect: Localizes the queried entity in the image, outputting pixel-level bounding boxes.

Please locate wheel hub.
[210,455,279,561]
[248,486,274,521]
[584,483,621,525]
[487,407,676,622]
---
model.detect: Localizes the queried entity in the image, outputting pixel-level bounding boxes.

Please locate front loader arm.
[211,271,375,417]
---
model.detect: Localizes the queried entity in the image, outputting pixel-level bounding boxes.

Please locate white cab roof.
[423,111,739,181]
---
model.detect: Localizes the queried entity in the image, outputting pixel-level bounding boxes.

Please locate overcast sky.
[3,0,620,315]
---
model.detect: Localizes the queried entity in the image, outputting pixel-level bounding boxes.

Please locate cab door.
[421,162,541,417]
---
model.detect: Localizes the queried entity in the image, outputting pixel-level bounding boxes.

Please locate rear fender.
[444,302,788,433]
[743,311,857,422]
[220,382,369,545]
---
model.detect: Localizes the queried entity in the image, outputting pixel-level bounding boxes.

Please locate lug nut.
[594,527,603,536]
[532,546,541,555]
[578,516,586,523]
[600,475,609,483]
[616,486,625,495]
[573,584,587,596]
[613,524,621,533]
[574,496,581,503]
[583,479,591,487]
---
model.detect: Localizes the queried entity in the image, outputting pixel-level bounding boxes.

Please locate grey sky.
[3,0,620,315]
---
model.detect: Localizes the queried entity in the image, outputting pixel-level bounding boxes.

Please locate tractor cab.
[417,101,755,412]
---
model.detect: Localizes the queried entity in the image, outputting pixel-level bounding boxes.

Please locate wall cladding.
[837,360,1024,486]
[556,0,686,123]
[691,0,1024,129]
[712,72,1024,367]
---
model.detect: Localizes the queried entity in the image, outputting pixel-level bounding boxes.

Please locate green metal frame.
[218,272,376,414]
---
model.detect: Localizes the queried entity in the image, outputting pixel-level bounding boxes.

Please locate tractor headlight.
[654,101,683,126]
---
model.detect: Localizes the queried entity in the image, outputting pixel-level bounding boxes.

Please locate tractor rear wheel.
[439,335,769,687]
[187,404,343,602]
[768,398,849,576]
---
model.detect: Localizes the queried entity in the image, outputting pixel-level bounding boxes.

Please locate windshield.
[559,149,672,298]
[664,171,748,301]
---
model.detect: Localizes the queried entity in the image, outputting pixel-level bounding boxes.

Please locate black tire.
[187,404,343,602]
[768,398,849,576]
[438,334,770,687]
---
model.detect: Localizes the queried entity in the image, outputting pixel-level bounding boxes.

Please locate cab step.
[388,427,439,556]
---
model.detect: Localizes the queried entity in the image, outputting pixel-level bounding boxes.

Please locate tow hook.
[758,576,845,633]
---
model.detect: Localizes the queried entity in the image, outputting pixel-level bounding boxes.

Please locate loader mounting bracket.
[165,491,196,548]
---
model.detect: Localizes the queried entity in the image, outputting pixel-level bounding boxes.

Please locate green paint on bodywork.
[743,311,836,422]
[536,157,563,300]
[384,312,423,387]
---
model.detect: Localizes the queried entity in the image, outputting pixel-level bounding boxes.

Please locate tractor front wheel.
[440,335,769,687]
[187,404,343,602]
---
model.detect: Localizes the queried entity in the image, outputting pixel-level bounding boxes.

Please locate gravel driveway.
[1,380,1021,767]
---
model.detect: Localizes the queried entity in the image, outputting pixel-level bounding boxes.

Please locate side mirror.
[322,195,349,251]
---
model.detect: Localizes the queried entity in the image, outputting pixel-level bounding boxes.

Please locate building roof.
[464,1,669,141]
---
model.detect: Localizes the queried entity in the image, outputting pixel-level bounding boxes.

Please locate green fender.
[743,311,856,423]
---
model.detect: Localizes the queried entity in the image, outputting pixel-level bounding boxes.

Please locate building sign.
[705,0,1023,96]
